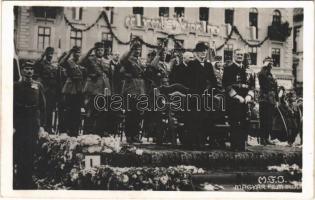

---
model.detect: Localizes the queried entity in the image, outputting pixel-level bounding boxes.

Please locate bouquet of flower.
[70,165,205,190]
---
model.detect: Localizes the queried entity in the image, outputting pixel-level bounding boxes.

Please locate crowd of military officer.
[14,38,287,188]
[13,40,268,146]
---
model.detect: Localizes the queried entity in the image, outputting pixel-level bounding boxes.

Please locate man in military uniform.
[211,56,224,91]
[59,46,85,136]
[120,40,146,143]
[258,56,278,145]
[222,49,255,151]
[81,42,112,135]
[14,62,46,189]
[34,47,58,133]
[143,45,171,144]
[183,42,217,148]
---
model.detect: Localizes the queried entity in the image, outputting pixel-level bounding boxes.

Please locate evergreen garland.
[64,11,290,52]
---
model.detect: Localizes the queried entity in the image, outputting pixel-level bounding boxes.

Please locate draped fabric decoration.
[63,11,291,52]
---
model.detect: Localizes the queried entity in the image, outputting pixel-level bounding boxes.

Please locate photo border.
[1,1,314,199]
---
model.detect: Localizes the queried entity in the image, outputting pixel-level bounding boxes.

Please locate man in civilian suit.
[183,42,217,148]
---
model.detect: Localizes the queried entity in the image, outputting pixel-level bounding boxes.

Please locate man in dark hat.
[182,42,217,148]
[258,56,278,145]
[59,46,86,136]
[34,47,58,133]
[14,62,46,189]
[81,42,112,135]
[222,48,255,151]
[120,40,146,143]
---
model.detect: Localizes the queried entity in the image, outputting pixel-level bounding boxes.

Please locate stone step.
[94,144,301,169]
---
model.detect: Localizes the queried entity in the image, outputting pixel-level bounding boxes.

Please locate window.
[104,7,114,24]
[102,32,113,53]
[272,10,281,25]
[225,9,234,25]
[199,7,209,22]
[37,26,51,49]
[159,7,169,17]
[174,7,185,18]
[33,6,59,19]
[248,47,257,65]
[70,29,82,48]
[133,7,143,15]
[223,44,233,63]
[72,7,83,20]
[249,8,258,38]
[271,48,280,67]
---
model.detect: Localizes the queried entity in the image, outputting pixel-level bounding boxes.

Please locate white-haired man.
[169,51,194,85]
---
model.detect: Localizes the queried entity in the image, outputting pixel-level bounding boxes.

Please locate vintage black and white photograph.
[1,1,314,198]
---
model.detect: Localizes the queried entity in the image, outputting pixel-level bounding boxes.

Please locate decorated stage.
[31,132,302,191]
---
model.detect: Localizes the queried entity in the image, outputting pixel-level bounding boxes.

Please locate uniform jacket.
[212,65,224,90]
[258,66,278,105]
[35,60,59,95]
[14,80,46,126]
[82,55,111,96]
[222,62,255,99]
[61,58,85,95]
[120,52,146,95]
[183,59,217,94]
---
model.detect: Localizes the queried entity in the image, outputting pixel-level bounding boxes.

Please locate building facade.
[14,6,295,89]
[292,8,303,95]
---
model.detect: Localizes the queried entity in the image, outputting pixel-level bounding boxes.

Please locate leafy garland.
[64,11,285,51]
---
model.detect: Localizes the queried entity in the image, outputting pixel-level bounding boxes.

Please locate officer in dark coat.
[169,51,194,85]
[34,47,58,133]
[59,46,85,136]
[258,56,278,145]
[120,40,146,143]
[81,42,112,135]
[14,62,46,189]
[183,42,217,148]
[222,49,255,151]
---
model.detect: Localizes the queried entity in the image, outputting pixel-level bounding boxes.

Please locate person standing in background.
[258,56,278,145]
[34,47,58,133]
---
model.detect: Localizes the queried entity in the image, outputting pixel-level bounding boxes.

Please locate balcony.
[268,22,292,42]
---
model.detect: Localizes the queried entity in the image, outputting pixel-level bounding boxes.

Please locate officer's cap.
[214,55,222,62]
[22,61,35,69]
[131,40,142,49]
[94,42,104,49]
[45,47,54,54]
[194,42,209,52]
[72,45,81,53]
[263,56,273,63]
